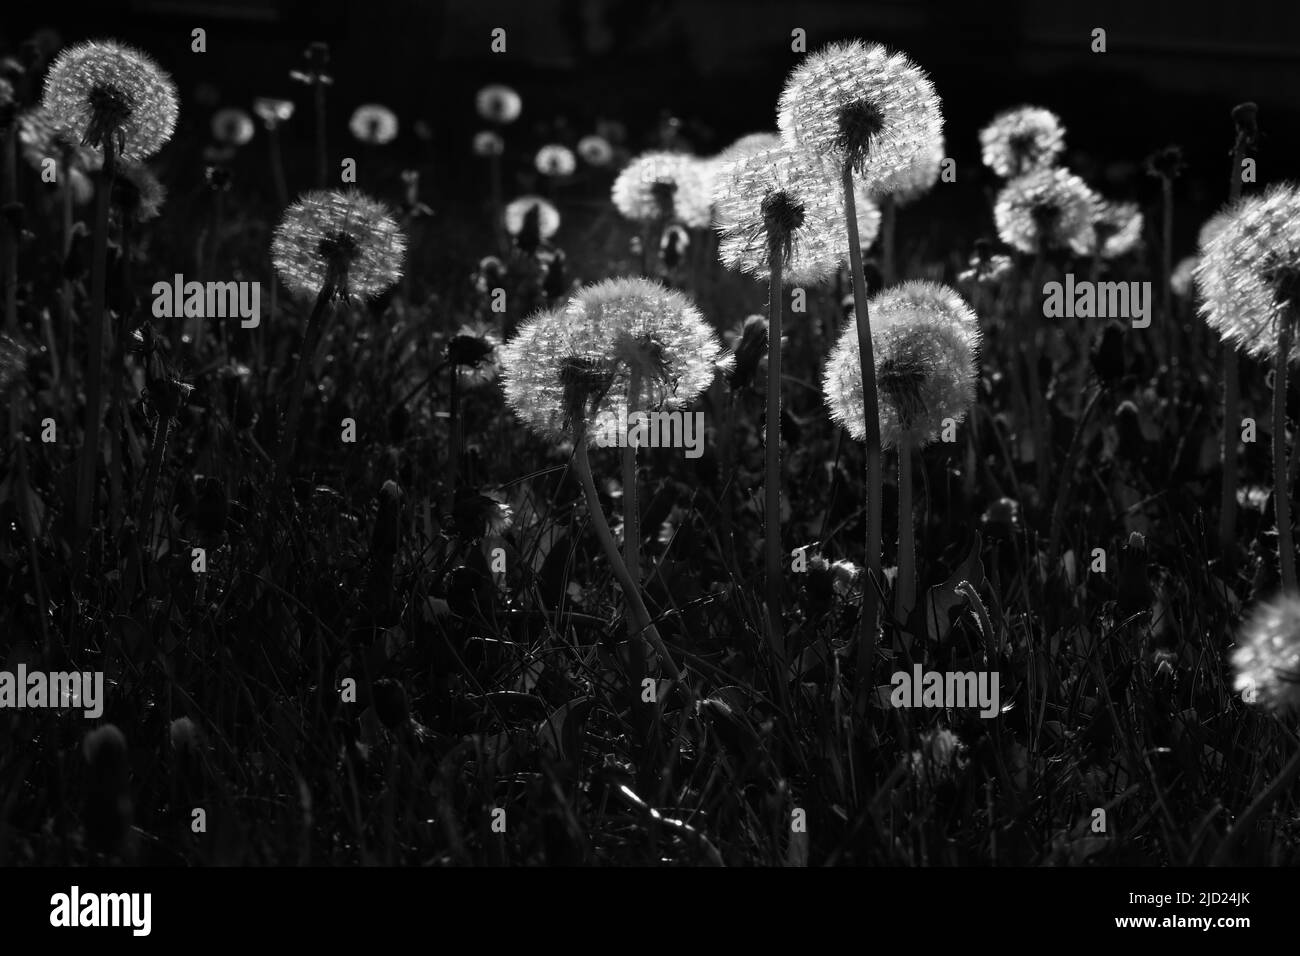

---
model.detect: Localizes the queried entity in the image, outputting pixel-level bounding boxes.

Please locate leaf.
[921,532,986,644]
[536,696,594,762]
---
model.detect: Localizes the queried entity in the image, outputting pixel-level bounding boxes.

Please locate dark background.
[3,0,1298,268]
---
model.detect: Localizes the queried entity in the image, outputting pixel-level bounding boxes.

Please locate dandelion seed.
[253,96,294,129]
[499,277,731,444]
[577,134,613,166]
[777,40,942,188]
[979,106,1065,178]
[994,167,1099,256]
[473,130,504,157]
[42,39,178,159]
[1195,184,1300,362]
[210,107,254,146]
[271,189,406,301]
[476,84,521,124]
[1233,594,1300,713]
[535,143,576,177]
[504,195,560,241]
[823,280,980,449]
[611,151,712,228]
[349,103,399,145]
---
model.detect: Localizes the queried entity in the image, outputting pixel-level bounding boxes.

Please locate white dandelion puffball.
[499,278,732,445]
[611,151,713,228]
[476,84,521,124]
[349,104,399,144]
[1095,200,1144,259]
[504,195,561,240]
[211,107,254,146]
[271,189,406,300]
[994,167,1099,256]
[577,134,613,166]
[535,143,576,177]
[823,280,981,449]
[979,106,1066,179]
[1195,183,1300,362]
[778,39,943,190]
[870,132,945,206]
[1232,594,1300,713]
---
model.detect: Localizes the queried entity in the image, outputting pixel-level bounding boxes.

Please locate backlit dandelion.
[1171,255,1197,298]
[979,106,1065,178]
[504,195,560,242]
[611,151,712,228]
[1233,594,1300,713]
[349,103,398,144]
[1196,183,1300,592]
[500,278,729,444]
[211,107,254,146]
[1199,206,1235,253]
[112,159,166,222]
[271,189,405,301]
[476,84,521,124]
[1094,200,1143,258]
[448,321,501,388]
[42,40,178,160]
[824,281,980,450]
[707,131,781,172]
[17,106,101,173]
[712,145,845,286]
[871,132,945,206]
[994,167,1099,256]
[578,134,613,166]
[535,143,576,177]
[473,130,504,157]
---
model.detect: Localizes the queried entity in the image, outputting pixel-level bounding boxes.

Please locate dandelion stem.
[1161,175,1174,322]
[573,432,681,680]
[117,410,170,614]
[623,365,642,605]
[448,358,462,495]
[763,239,790,693]
[272,282,334,492]
[1273,312,1297,594]
[73,133,116,559]
[842,162,883,705]
[895,436,915,625]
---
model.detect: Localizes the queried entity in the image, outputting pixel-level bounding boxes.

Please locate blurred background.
[3,0,1298,271]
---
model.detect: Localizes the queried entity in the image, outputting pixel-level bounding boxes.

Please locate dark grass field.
[2,2,1300,872]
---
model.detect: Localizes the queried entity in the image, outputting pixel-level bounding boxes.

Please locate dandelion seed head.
[1170,255,1198,299]
[777,40,943,188]
[979,106,1065,178]
[535,143,576,177]
[1198,206,1235,253]
[210,107,254,146]
[707,131,782,173]
[1232,594,1300,713]
[476,84,521,124]
[349,103,399,144]
[473,130,504,157]
[271,189,405,300]
[449,321,501,388]
[577,134,613,166]
[499,278,730,444]
[112,159,166,222]
[994,167,1099,256]
[504,195,560,240]
[611,151,713,228]
[42,40,178,159]
[1095,200,1143,259]
[17,106,101,174]
[823,280,980,448]
[870,132,944,206]
[1195,183,1300,362]
[712,145,847,286]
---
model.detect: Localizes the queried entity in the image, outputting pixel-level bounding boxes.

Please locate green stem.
[842,162,883,706]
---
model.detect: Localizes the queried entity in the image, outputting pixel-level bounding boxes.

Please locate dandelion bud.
[253,96,294,129]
